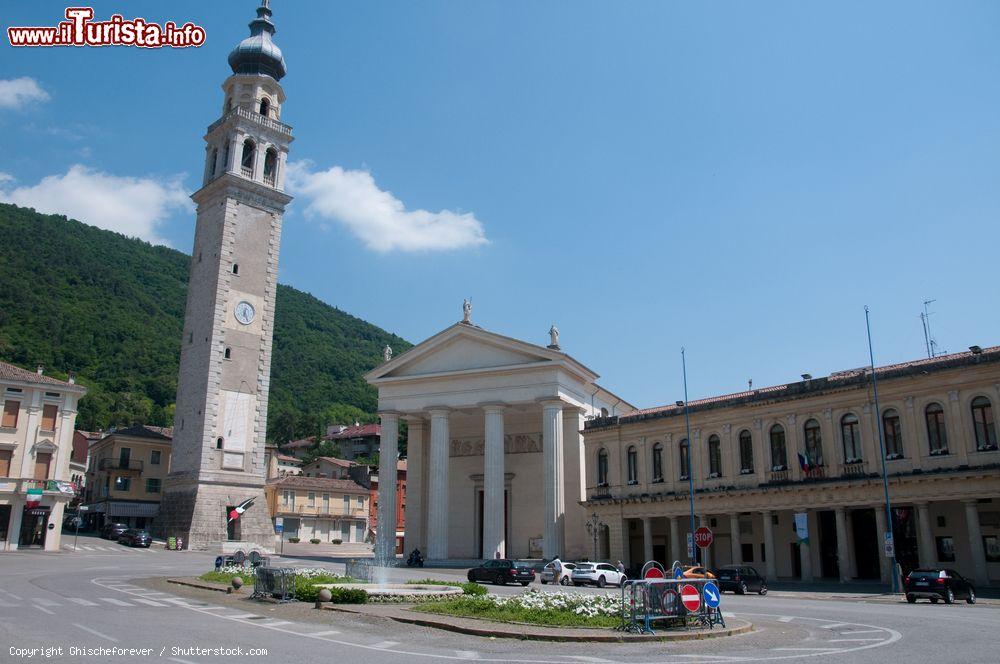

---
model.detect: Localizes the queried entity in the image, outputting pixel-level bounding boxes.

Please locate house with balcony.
[0,361,87,551]
[264,475,369,544]
[326,423,380,461]
[84,425,172,530]
[582,346,1000,588]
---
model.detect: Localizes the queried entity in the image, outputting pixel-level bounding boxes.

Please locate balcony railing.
[240,166,253,178]
[802,466,826,481]
[589,485,613,500]
[207,105,293,137]
[279,505,367,517]
[769,469,789,483]
[99,458,143,473]
[841,461,866,478]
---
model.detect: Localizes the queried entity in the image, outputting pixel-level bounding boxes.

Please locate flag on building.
[797,452,811,473]
[26,487,43,508]
[228,497,254,523]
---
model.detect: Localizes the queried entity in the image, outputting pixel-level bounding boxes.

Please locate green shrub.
[327,587,368,604]
[460,582,487,596]
[288,537,300,543]
[331,538,342,544]
[309,538,321,544]
[200,570,252,584]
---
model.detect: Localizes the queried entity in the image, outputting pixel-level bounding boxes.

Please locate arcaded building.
[582,346,1000,587]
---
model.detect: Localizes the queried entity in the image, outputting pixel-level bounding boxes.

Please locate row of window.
[111,476,160,493]
[207,139,279,184]
[0,449,52,480]
[1,401,60,431]
[280,490,365,511]
[601,396,998,485]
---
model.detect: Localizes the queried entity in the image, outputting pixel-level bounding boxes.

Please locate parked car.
[715,565,767,595]
[571,562,627,588]
[100,522,128,540]
[904,568,976,605]
[540,561,577,585]
[679,565,716,580]
[467,559,535,586]
[118,529,152,548]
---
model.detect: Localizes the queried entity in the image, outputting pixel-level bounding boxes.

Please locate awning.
[108,502,159,517]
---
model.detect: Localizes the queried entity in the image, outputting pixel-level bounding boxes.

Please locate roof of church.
[228,1,286,81]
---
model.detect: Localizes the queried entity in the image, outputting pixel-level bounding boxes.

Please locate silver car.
[540,561,576,585]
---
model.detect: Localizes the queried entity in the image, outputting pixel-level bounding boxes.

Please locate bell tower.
[157,1,292,550]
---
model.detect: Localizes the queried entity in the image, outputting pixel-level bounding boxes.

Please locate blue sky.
[3,1,999,410]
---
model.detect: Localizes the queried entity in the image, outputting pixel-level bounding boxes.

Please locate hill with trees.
[0,203,410,442]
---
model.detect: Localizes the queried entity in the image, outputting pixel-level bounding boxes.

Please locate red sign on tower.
[680,584,701,611]
[694,526,714,549]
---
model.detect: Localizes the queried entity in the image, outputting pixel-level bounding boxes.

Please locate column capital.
[378,410,402,419]
[402,414,425,426]
[537,397,568,410]
[426,407,451,418]
[479,402,507,414]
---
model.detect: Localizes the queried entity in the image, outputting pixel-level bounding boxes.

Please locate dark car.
[905,568,976,604]
[467,559,535,586]
[715,565,767,595]
[100,522,128,540]
[118,529,152,548]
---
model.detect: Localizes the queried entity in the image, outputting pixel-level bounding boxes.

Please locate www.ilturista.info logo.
[7,7,206,48]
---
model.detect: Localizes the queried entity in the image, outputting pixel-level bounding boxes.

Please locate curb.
[320,605,752,642]
[167,577,239,594]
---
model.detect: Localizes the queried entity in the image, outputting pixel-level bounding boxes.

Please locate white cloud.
[287,162,488,253]
[0,165,191,246]
[0,172,13,183]
[0,77,50,109]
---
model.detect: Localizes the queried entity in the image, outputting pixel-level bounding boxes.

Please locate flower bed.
[415,589,625,628]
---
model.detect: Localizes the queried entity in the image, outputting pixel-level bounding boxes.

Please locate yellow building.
[582,346,1000,588]
[265,475,369,543]
[84,425,173,530]
[0,361,87,551]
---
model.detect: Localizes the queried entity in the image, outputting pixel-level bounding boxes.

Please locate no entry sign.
[644,566,664,579]
[694,526,714,549]
[680,583,701,612]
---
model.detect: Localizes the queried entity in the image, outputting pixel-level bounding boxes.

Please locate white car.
[540,561,576,585]
[571,562,627,588]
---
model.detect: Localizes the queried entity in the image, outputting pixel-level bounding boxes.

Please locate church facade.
[365,308,631,562]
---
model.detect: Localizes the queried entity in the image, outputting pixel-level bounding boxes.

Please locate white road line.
[0,590,23,600]
[773,647,841,652]
[33,598,61,606]
[563,658,615,663]
[829,638,885,642]
[777,616,794,623]
[196,605,225,611]
[309,630,341,636]
[34,605,55,615]
[454,651,480,660]
[263,620,292,627]
[372,641,400,649]
[72,623,119,642]
[821,622,850,629]
[67,598,99,606]
[98,597,133,606]
[839,629,884,634]
[229,613,260,620]
[132,598,167,607]
[722,611,735,618]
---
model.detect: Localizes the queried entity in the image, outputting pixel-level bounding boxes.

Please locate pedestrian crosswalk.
[61,543,157,553]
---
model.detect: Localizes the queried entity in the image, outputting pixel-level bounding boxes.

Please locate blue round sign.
[673,566,684,580]
[703,581,721,608]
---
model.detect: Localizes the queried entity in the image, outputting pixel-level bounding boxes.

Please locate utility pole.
[866,306,898,593]
[681,348,696,564]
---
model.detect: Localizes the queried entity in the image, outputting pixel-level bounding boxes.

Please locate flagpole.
[681,348,696,564]
[865,306,898,593]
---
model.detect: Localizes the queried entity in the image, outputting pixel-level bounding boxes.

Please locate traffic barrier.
[618,576,726,634]
[250,567,295,602]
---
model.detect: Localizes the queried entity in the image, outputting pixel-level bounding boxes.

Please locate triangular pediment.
[367,323,576,382]
[32,438,58,452]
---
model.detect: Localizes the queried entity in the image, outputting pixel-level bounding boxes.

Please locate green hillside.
[0,203,410,442]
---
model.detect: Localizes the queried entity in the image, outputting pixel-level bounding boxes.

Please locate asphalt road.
[1,534,995,664]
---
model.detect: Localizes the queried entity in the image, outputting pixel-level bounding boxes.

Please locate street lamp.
[585,511,606,562]
[681,348,696,564]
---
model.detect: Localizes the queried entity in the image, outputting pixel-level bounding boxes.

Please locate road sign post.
[686,532,695,559]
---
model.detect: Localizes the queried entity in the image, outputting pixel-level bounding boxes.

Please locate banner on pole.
[794,512,809,545]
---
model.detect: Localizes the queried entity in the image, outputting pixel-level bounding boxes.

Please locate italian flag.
[228,497,254,523]
[26,488,43,508]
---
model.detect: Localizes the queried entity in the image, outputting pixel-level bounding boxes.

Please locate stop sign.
[694,526,714,549]
[680,584,701,611]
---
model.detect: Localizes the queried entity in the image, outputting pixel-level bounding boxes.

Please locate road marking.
[777,616,794,623]
[197,605,225,611]
[34,605,55,615]
[372,641,400,649]
[72,623,119,642]
[563,658,615,663]
[132,598,167,607]
[773,647,841,652]
[309,630,341,636]
[229,613,261,620]
[98,597,133,606]
[829,638,885,642]
[34,598,61,606]
[263,620,292,627]
[454,651,480,659]
[0,590,23,600]
[67,598,99,606]
[722,611,735,618]
[821,622,850,629]
[839,629,883,634]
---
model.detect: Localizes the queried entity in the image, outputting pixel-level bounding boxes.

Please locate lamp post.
[681,348,696,564]
[585,511,606,562]
[866,306,899,593]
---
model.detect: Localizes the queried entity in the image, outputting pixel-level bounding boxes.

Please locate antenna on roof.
[920,299,946,358]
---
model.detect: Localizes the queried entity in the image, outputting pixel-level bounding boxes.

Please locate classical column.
[835,507,851,583]
[426,408,451,560]
[915,502,935,569]
[873,506,892,584]
[669,516,681,565]
[402,416,425,555]
[964,500,989,587]
[375,412,399,561]
[482,405,506,560]
[761,510,777,580]
[541,399,566,558]
[730,513,742,566]
[642,517,654,564]
[798,510,813,582]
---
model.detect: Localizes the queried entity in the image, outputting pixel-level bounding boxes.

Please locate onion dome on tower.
[227,0,287,81]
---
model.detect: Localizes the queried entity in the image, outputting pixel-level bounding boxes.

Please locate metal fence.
[250,567,295,602]
[618,576,725,634]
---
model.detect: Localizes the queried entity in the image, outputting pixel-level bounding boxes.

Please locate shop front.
[18,506,51,548]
